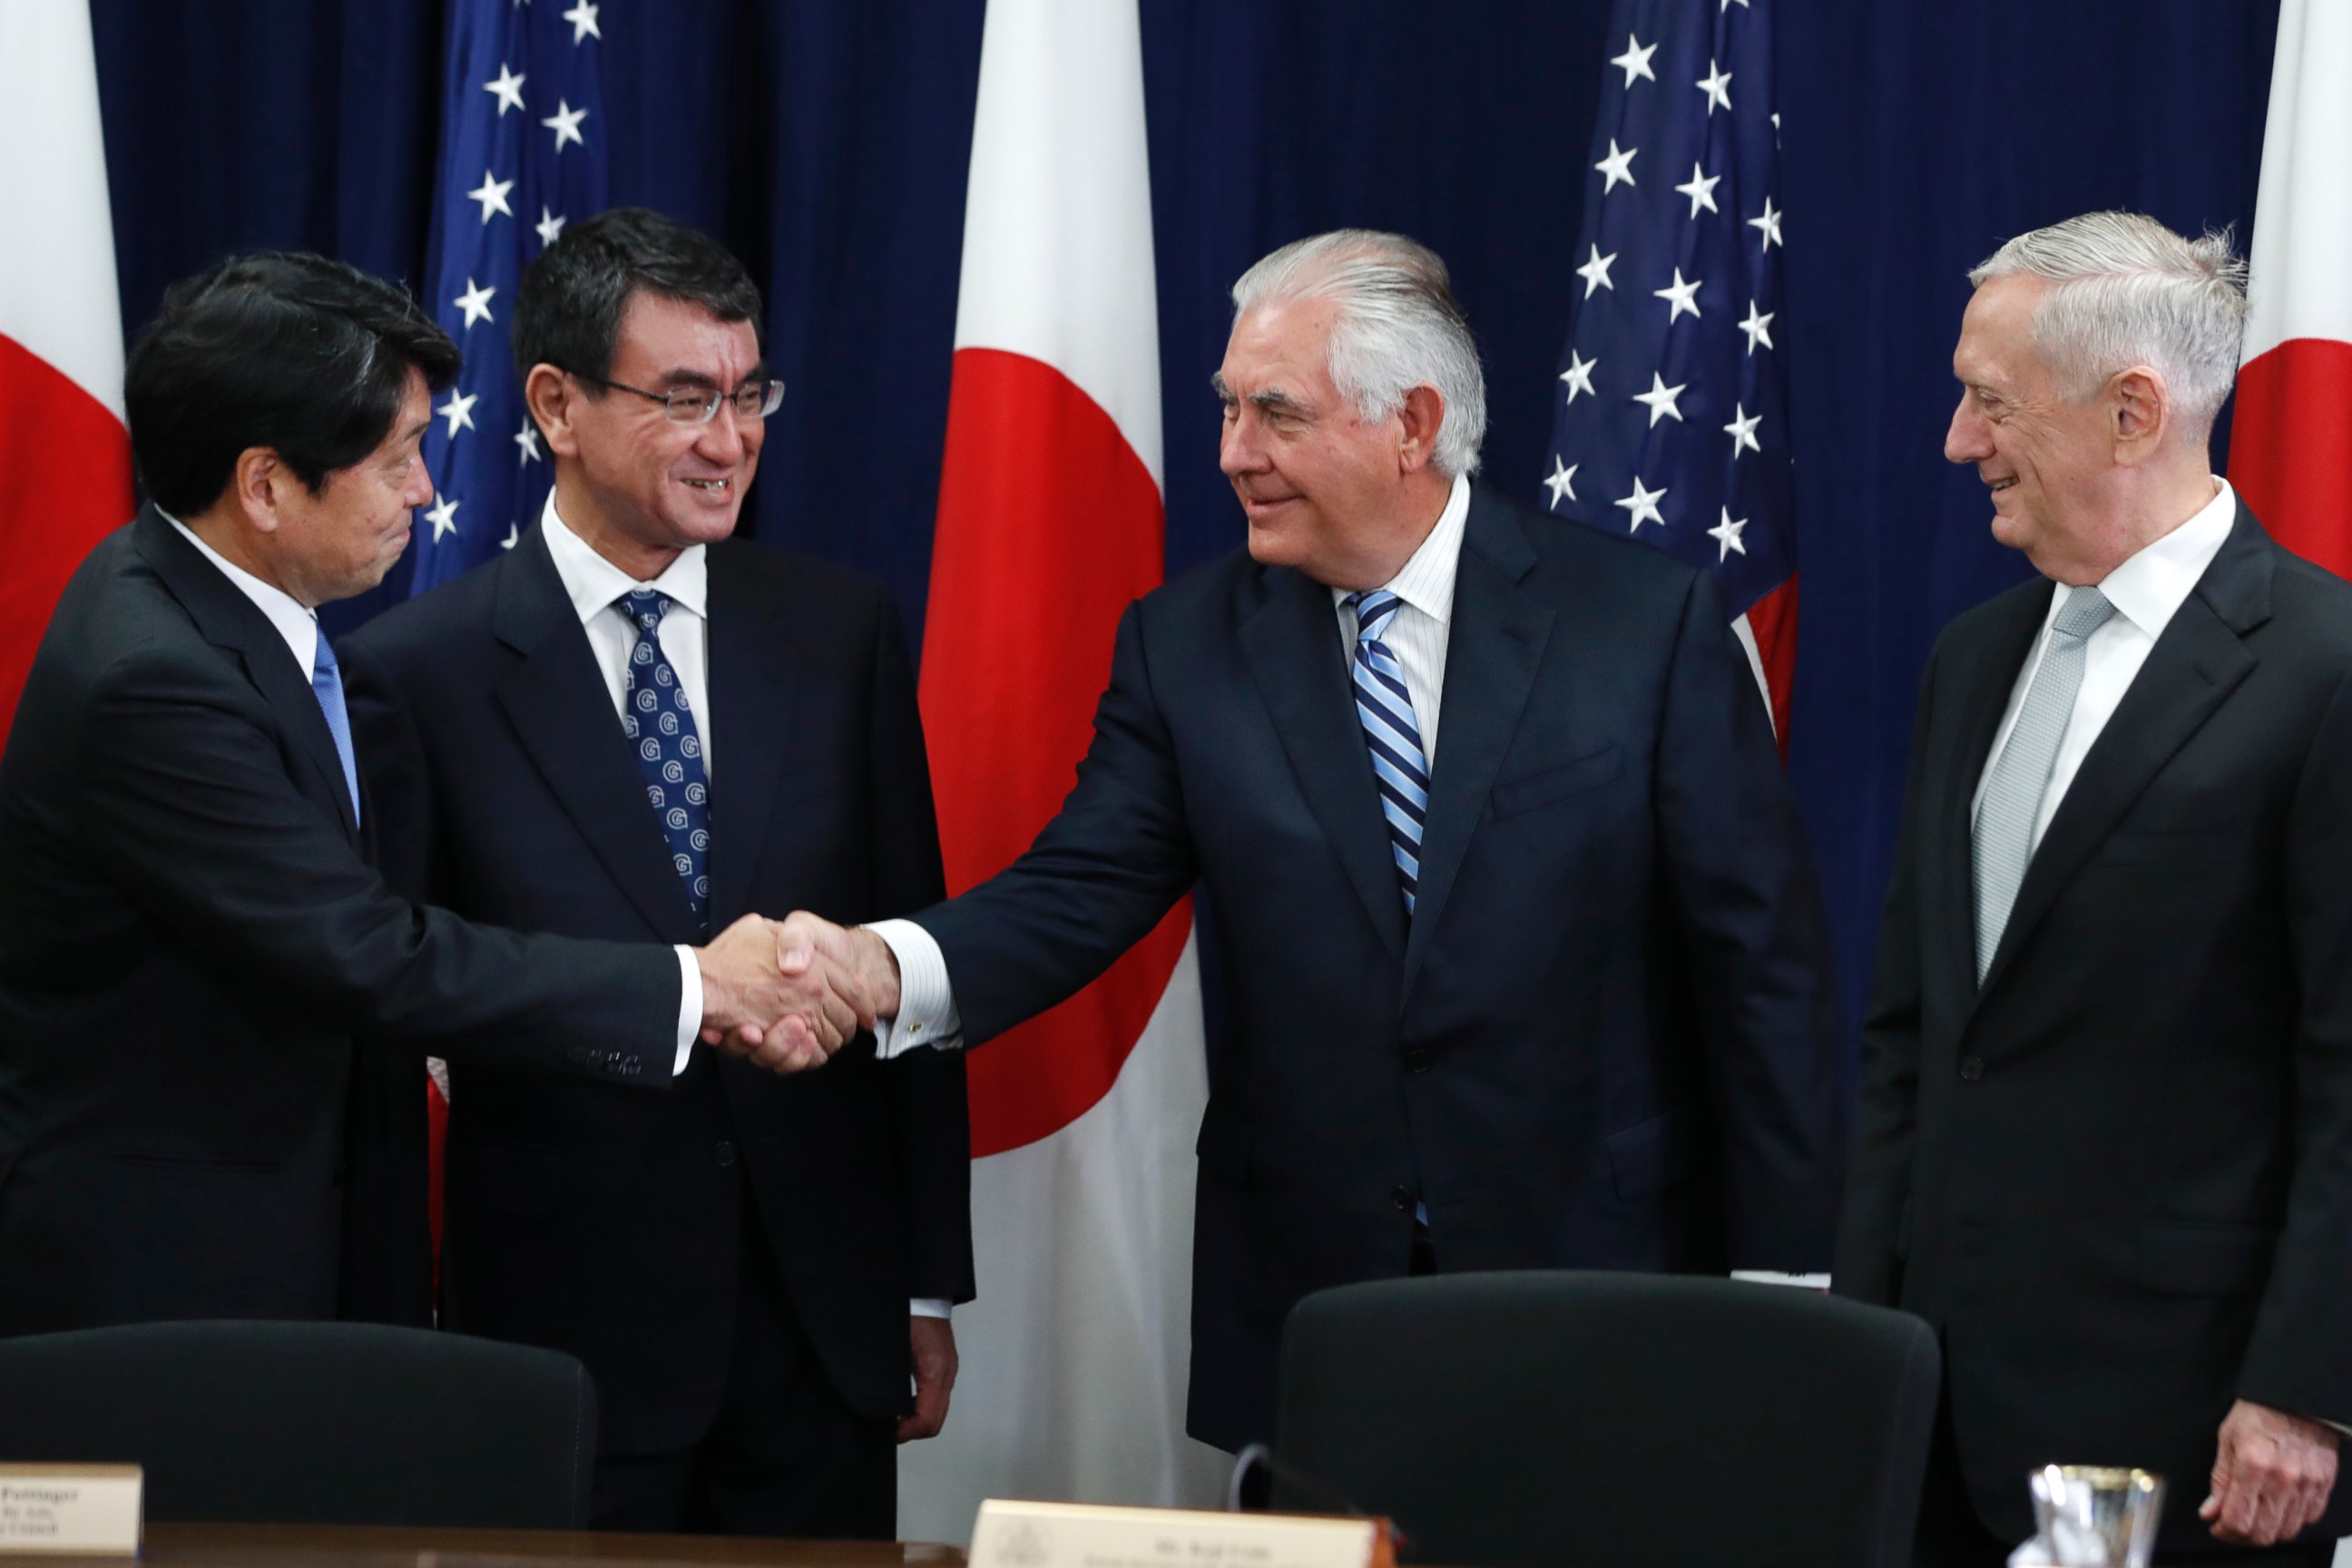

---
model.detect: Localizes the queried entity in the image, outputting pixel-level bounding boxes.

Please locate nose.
[404,459,436,509]
[1945,393,1990,466]
[1220,409,1263,478]
[695,400,749,464]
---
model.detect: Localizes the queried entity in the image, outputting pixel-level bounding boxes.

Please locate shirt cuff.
[1730,1271,1832,1289]
[910,1298,953,1320]
[671,946,701,1075]
[860,918,963,1057]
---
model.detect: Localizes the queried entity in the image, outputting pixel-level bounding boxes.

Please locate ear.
[524,363,581,459]
[1395,385,1446,475]
[2110,365,2169,466]
[230,447,290,535]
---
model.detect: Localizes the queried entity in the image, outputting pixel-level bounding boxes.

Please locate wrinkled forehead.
[1219,300,1337,395]
[1954,274,2051,384]
[612,290,764,385]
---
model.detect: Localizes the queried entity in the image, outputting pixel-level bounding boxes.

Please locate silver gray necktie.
[1972,586,2118,983]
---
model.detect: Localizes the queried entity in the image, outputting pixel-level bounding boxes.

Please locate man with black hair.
[339,210,971,1538]
[0,251,853,1342]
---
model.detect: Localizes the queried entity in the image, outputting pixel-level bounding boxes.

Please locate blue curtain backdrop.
[87,0,2281,1048]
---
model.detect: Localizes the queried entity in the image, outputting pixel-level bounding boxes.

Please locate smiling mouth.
[1986,476,2018,496]
[682,477,732,495]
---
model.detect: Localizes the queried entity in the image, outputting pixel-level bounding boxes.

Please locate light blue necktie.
[1971,585,2116,981]
[1345,589,1429,917]
[310,622,361,827]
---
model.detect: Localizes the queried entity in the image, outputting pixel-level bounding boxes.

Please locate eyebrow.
[1209,374,1310,416]
[652,365,769,389]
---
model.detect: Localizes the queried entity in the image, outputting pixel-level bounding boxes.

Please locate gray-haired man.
[784,228,1844,1453]
[1839,211,2352,1561]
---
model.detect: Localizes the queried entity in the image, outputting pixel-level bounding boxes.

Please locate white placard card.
[0,1465,142,1556]
[970,1499,1391,1568]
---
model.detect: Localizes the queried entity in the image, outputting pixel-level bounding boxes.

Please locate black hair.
[122,251,459,516]
[511,207,764,388]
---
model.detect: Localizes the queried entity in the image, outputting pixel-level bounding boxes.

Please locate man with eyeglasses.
[338,208,972,1538]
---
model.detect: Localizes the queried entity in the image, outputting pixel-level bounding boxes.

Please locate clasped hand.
[692,911,877,1073]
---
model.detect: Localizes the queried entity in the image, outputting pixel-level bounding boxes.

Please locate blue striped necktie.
[1345,589,1429,916]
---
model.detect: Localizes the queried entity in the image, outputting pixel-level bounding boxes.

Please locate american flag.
[1545,0,1797,734]
[410,0,610,594]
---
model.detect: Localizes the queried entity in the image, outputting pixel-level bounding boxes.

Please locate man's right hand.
[693,912,865,1073]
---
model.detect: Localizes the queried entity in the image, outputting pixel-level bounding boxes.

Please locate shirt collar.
[2056,475,2236,641]
[157,507,321,679]
[1331,471,1471,625]
[540,488,710,625]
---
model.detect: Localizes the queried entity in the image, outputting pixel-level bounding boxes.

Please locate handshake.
[691,911,906,1073]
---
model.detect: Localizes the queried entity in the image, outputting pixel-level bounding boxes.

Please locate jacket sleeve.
[1831,641,1942,1308]
[70,639,681,1077]
[2237,669,2352,1423]
[916,597,1200,1046]
[1651,567,1844,1272]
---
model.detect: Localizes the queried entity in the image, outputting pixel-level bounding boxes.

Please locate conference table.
[0,1524,967,1568]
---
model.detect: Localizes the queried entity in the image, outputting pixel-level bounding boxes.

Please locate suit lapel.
[703,545,818,926]
[132,506,360,845]
[491,526,698,939]
[1976,507,2271,997]
[1403,492,1551,992]
[1936,583,2052,997]
[1240,564,1408,962]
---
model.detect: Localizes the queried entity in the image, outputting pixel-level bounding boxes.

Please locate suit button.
[716,1141,737,1169]
[1390,1185,1413,1211]
[1959,1056,1984,1082]
[1402,1045,1433,1073]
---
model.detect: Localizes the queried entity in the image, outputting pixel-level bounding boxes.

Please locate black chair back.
[1276,1271,1940,1568]
[0,1320,598,1528]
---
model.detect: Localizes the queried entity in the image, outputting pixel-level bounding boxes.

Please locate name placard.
[970,1499,1393,1568]
[0,1465,142,1556]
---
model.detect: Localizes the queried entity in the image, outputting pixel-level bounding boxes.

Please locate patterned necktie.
[619,589,710,932]
[1972,584,2117,981]
[310,622,360,827]
[1345,589,1429,916]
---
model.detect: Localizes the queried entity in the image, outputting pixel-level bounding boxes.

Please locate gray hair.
[1230,230,1488,476]
[1968,211,2248,436]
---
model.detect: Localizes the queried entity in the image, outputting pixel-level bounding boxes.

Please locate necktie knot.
[2052,585,2116,642]
[622,588,671,634]
[1347,588,1402,644]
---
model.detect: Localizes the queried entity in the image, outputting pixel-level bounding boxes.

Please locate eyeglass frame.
[567,368,786,425]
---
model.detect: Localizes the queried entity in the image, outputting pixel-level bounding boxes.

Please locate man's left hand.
[899,1315,957,1442]
[2200,1397,2339,1545]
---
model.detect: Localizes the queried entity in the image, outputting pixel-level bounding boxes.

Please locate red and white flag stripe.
[897,0,1223,1539]
[2230,0,2352,576]
[0,0,134,740]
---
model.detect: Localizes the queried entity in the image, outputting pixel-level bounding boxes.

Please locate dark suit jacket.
[338,525,973,1454]
[0,506,681,1338]
[914,485,1842,1450]
[1836,502,2352,1547]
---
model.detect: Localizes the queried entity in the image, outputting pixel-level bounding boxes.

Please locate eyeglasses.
[572,371,786,425]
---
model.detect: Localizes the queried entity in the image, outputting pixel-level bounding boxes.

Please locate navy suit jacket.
[916,485,1842,1450]
[339,524,972,1454]
[0,507,679,1338]
[1838,504,2352,1547]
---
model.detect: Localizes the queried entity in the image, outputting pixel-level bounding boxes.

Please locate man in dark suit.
[780,229,1843,1452]
[1838,211,2352,1562]
[0,252,858,1341]
[338,211,972,1538]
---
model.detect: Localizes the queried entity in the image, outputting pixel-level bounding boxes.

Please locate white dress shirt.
[1969,478,2238,848]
